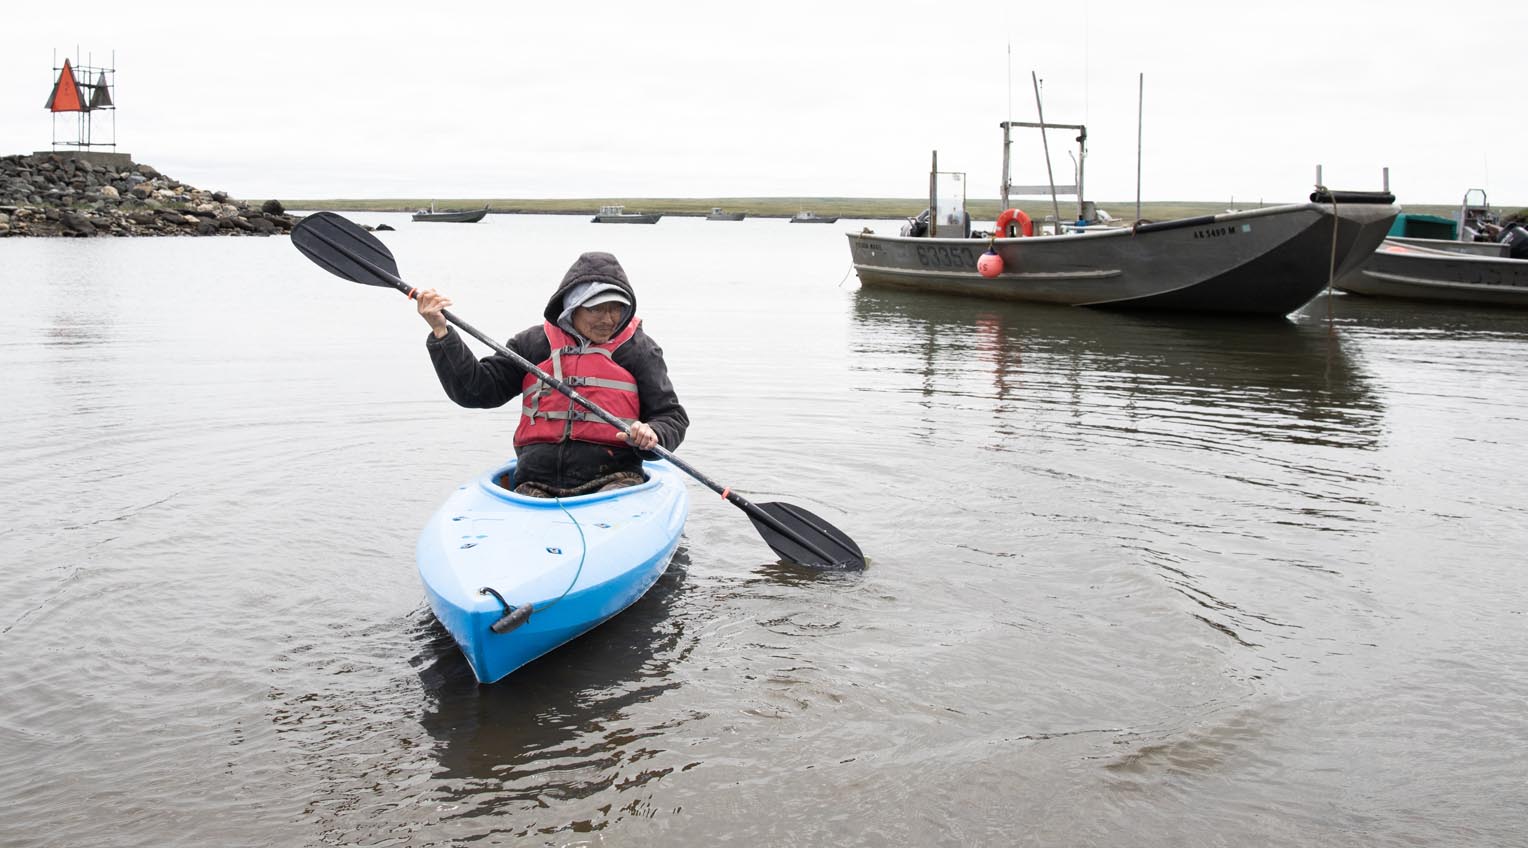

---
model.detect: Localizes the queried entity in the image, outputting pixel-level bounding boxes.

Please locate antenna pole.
[1135,72,1144,222]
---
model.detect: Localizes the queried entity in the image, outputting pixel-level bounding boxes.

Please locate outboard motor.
[1498,224,1528,260]
[900,208,930,238]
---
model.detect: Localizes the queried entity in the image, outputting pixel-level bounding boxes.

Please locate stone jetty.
[0,152,297,237]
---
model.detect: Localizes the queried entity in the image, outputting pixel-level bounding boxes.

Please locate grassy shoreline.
[274,196,1497,222]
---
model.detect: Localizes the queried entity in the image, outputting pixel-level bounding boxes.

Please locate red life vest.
[513,318,642,448]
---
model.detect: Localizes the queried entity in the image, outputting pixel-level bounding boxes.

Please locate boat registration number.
[914,244,979,268]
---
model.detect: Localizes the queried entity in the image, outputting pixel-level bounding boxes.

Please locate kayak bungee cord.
[478,498,588,634]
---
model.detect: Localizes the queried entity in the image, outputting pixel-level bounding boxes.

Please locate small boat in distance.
[790,210,839,223]
[417,459,689,683]
[706,207,746,221]
[412,202,489,223]
[846,118,1397,317]
[1334,190,1528,308]
[592,205,661,224]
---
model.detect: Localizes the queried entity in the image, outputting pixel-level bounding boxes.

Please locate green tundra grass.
[273,196,1519,224]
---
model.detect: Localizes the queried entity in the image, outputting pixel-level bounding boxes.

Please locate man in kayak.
[415,251,688,497]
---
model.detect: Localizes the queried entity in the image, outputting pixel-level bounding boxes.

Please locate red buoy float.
[977,248,1004,278]
[994,208,1033,238]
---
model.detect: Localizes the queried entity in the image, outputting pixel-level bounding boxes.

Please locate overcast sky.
[4,1,1524,206]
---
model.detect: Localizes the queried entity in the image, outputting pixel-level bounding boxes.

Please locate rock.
[261,199,285,215]
[375,224,395,231]
[0,153,299,237]
[60,212,96,236]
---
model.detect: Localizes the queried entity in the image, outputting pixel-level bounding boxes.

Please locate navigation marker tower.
[44,49,117,152]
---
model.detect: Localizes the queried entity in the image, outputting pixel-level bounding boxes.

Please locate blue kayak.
[416,459,689,684]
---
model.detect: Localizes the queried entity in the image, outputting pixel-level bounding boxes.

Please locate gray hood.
[541,251,637,341]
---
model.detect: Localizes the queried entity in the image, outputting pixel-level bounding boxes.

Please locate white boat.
[592,205,661,224]
[790,211,839,223]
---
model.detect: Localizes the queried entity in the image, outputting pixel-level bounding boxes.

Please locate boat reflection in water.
[848,286,1383,454]
[1325,288,1528,338]
[263,551,697,840]
[847,286,1386,663]
[413,548,694,781]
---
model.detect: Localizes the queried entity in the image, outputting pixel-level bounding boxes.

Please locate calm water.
[2,213,1525,846]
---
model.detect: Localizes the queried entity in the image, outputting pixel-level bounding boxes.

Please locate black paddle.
[292,212,865,570]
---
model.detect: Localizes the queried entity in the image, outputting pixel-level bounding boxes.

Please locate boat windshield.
[930,170,967,237]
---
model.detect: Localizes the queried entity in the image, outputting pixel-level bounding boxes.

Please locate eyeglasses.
[579,302,625,318]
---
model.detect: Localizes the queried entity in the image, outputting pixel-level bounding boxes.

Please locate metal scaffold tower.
[44,49,117,151]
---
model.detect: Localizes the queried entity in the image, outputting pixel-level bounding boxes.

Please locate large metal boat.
[846,120,1397,317]
[592,204,661,224]
[412,202,489,223]
[1334,190,1528,308]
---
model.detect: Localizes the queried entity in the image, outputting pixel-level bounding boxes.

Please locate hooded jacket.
[425,252,688,489]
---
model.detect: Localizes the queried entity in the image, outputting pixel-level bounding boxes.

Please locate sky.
[3,1,1525,206]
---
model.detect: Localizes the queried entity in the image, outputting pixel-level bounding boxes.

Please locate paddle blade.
[748,502,865,570]
[291,211,403,288]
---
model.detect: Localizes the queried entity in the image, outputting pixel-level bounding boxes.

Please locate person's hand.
[416,288,452,337]
[621,421,659,451]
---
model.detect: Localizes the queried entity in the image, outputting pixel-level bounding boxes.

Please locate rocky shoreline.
[0,152,298,237]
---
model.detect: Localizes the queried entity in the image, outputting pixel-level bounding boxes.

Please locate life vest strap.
[564,375,639,392]
[530,409,637,425]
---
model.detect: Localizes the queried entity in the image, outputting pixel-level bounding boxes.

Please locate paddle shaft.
[396,279,842,565]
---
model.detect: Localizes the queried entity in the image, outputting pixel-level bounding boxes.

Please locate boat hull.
[412,207,488,223]
[416,460,689,683]
[1333,238,1528,307]
[592,214,662,224]
[847,201,1397,316]
[706,212,746,221]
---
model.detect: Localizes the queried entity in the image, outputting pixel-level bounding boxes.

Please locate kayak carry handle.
[479,587,533,634]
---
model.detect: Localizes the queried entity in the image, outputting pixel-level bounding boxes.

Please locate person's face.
[572,301,624,343]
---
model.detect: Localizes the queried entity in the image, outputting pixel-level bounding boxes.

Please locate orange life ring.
[995,208,1033,238]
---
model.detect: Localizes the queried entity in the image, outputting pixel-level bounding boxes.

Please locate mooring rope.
[1320,185,1341,329]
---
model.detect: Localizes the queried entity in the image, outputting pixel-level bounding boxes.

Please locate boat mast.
[1135,72,1144,222]
[1030,72,1063,227]
[929,150,939,237]
[1000,124,1011,211]
[1075,126,1087,223]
